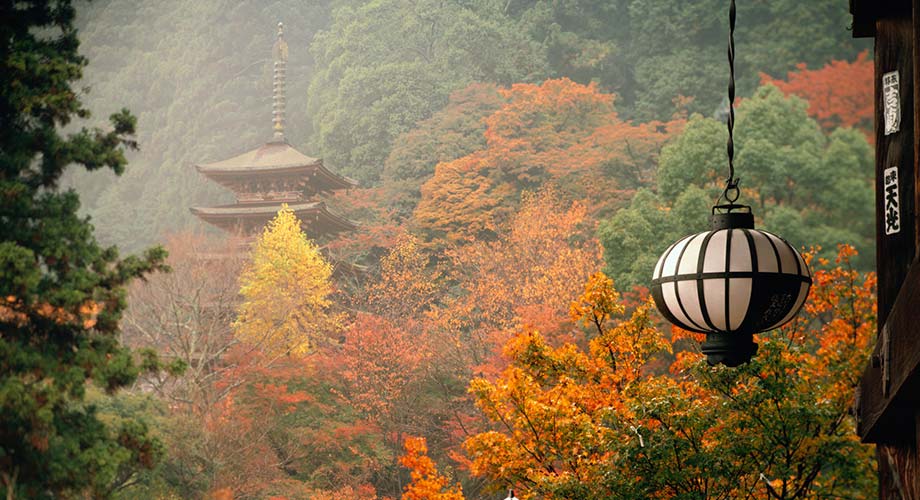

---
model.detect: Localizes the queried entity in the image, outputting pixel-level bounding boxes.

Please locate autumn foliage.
[194,186,875,499]
[464,246,876,499]
[446,187,602,337]
[464,280,668,497]
[234,205,340,356]
[400,437,464,500]
[340,314,429,421]
[761,50,873,136]
[66,60,877,500]
[4,5,882,499]
[415,78,682,246]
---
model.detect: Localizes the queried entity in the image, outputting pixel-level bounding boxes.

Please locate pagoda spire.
[271,22,288,143]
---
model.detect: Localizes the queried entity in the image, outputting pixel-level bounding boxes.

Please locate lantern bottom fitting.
[701,332,758,367]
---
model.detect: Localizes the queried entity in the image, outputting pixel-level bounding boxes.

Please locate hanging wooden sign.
[884,166,901,235]
[883,71,901,135]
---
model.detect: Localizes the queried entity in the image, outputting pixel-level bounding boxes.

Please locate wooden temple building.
[851,0,920,496]
[191,23,360,272]
[191,143,358,236]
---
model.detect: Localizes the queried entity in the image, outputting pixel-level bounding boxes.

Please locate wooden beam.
[859,258,920,443]
[855,3,920,497]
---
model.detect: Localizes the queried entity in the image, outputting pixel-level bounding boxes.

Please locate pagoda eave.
[195,141,357,191]
[190,202,359,236]
[196,162,357,195]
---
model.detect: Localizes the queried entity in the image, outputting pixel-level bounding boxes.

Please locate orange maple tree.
[400,436,464,500]
[423,186,603,387]
[761,50,873,136]
[447,187,602,335]
[464,275,666,497]
[464,246,877,499]
[414,153,515,247]
[414,78,682,247]
[339,314,430,423]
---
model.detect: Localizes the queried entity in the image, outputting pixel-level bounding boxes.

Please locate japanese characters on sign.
[883,71,901,135]
[884,166,901,235]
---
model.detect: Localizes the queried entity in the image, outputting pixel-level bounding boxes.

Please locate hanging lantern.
[651,208,811,366]
[649,0,812,366]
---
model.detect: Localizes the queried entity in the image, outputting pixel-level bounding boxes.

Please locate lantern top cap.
[710,204,754,230]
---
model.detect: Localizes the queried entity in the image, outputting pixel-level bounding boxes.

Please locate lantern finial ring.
[724,183,740,202]
[719,177,741,204]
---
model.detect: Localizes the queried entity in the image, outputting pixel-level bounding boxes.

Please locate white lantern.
[651,209,811,366]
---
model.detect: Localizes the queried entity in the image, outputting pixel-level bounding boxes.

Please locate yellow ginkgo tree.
[234,205,340,357]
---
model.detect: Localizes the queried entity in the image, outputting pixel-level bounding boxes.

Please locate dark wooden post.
[877,13,920,500]
[846,0,920,494]
[855,3,920,497]
[874,13,917,330]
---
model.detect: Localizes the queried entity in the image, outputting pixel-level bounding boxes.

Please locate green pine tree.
[0,1,169,497]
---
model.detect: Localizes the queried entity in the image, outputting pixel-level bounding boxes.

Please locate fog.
[10,1,880,497]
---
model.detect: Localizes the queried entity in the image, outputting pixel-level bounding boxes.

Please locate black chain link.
[721,0,740,205]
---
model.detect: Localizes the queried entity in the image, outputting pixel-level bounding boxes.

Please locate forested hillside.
[69,0,868,253]
[16,0,880,498]
[68,0,333,252]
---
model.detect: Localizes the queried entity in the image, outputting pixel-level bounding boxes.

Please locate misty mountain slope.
[68,0,332,252]
[69,0,866,253]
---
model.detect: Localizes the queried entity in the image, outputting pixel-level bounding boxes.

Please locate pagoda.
[191,23,359,248]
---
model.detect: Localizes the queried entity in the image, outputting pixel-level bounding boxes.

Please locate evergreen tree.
[0,1,167,497]
[308,0,547,183]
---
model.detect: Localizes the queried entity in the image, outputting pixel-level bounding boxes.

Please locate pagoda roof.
[189,201,359,236]
[195,141,357,192]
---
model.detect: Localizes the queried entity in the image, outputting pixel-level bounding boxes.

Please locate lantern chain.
[721,0,740,205]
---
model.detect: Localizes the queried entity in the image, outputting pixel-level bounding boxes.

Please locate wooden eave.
[194,141,358,193]
[189,201,359,234]
[196,162,358,192]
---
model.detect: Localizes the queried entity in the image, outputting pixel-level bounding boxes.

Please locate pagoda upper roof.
[195,140,357,192]
[189,201,359,236]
